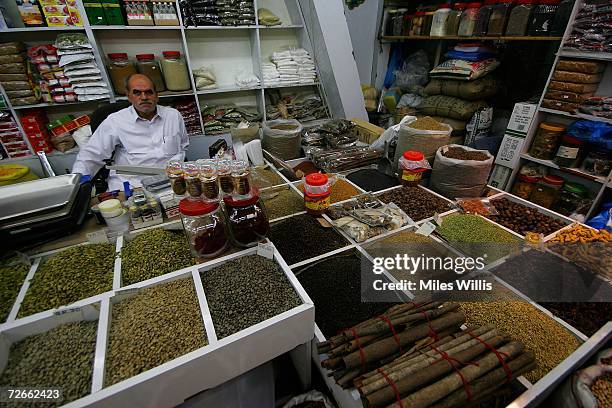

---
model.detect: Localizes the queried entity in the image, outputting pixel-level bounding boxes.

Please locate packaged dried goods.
[541,99,581,113]
[552,70,603,84]
[548,81,598,94]
[556,59,605,74]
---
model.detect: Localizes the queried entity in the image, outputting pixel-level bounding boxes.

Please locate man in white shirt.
[72,74,189,191]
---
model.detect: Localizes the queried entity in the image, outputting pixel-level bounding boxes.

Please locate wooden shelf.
[381,35,563,42]
[521,153,611,187]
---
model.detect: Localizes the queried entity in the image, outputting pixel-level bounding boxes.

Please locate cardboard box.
[506,102,537,138]
[495,134,526,169]
[488,164,512,190]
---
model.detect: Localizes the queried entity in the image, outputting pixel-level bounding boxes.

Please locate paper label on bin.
[87,230,109,244]
[257,242,275,260]
[433,213,443,226]
[53,306,82,316]
[416,221,436,237]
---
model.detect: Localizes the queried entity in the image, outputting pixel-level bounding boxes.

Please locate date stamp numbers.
[1,387,62,402]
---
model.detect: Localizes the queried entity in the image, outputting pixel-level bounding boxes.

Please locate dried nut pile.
[549,225,611,243]
[261,187,304,220]
[539,302,612,336]
[0,321,97,405]
[377,186,450,222]
[591,373,611,407]
[105,278,207,386]
[0,264,29,322]
[460,301,580,382]
[200,255,301,339]
[487,198,566,236]
[442,146,489,161]
[19,244,115,318]
[251,167,284,189]
[121,229,194,285]
[408,116,447,131]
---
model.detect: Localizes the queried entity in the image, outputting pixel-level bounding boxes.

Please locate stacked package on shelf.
[0,42,39,106]
[265,92,327,122]
[179,0,254,27]
[0,111,32,159]
[201,103,260,135]
[564,0,611,53]
[56,33,110,102]
[174,98,202,135]
[46,113,90,152]
[268,48,316,87]
[261,63,280,86]
[28,44,76,104]
[19,109,54,154]
[543,59,605,114]
[292,49,316,85]
[40,0,84,27]
[579,96,612,119]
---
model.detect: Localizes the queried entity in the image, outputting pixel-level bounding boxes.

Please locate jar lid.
[483,0,496,5]
[519,174,540,183]
[305,173,329,186]
[162,51,181,58]
[454,2,468,8]
[414,11,426,15]
[136,53,155,61]
[403,150,425,161]
[561,135,584,145]
[543,174,564,185]
[98,198,122,214]
[179,198,218,216]
[539,122,565,132]
[223,194,260,207]
[562,182,587,195]
[466,3,483,8]
[516,0,534,4]
[439,3,452,9]
[499,0,514,3]
[108,53,128,59]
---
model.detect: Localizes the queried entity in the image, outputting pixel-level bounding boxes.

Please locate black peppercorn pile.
[377,186,451,222]
[487,198,567,236]
[347,169,399,192]
[539,302,612,337]
[268,215,348,265]
[442,146,490,161]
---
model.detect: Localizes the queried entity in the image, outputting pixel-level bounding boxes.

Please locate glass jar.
[487,0,514,36]
[528,122,566,160]
[217,159,234,195]
[135,54,166,92]
[410,12,426,35]
[554,135,584,168]
[446,3,467,35]
[183,162,202,198]
[431,4,452,36]
[551,0,573,36]
[385,9,398,36]
[224,194,269,247]
[166,161,186,195]
[528,0,560,36]
[512,174,540,199]
[581,147,611,176]
[529,174,564,208]
[107,53,136,96]
[423,10,436,36]
[552,182,588,216]
[505,0,534,36]
[160,51,190,91]
[231,160,252,198]
[197,159,219,202]
[402,13,413,36]
[473,0,495,36]
[393,9,408,36]
[179,199,228,258]
[458,3,482,36]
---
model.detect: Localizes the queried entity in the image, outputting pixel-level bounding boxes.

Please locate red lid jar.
[398,150,430,186]
[303,173,333,215]
[179,199,228,259]
[223,194,269,247]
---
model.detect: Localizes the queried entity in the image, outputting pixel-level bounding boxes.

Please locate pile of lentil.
[18,244,115,318]
[487,198,567,236]
[408,116,447,131]
[200,255,301,338]
[442,146,490,161]
[377,186,451,222]
[459,301,581,382]
[251,166,284,188]
[268,215,348,265]
[105,278,206,386]
[539,302,612,336]
[0,321,97,405]
[347,169,399,192]
[299,178,361,204]
[591,373,611,407]
[435,214,523,263]
[261,187,304,220]
[0,263,29,322]
[121,229,194,286]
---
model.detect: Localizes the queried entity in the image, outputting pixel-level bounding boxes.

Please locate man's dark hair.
[125,73,157,92]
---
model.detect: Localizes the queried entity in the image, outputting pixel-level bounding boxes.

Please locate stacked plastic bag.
[261,63,280,86]
[0,42,38,106]
[266,92,326,122]
[193,66,217,90]
[179,0,255,27]
[267,48,316,87]
[234,70,260,88]
[564,0,611,53]
[28,44,74,104]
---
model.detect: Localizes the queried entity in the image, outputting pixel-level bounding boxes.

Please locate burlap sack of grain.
[418,95,488,121]
[430,144,493,198]
[392,116,452,170]
[429,115,467,136]
[552,70,603,84]
[424,76,498,101]
[556,59,605,74]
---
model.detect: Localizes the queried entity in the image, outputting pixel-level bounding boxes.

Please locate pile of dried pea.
[0,263,29,322]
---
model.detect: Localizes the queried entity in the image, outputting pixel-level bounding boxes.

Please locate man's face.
[127,76,158,115]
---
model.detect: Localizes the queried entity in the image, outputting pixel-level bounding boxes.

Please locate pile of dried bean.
[377,186,451,221]
[487,198,566,236]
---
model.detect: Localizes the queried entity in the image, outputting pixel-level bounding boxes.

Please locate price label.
[87,230,109,244]
[416,221,436,237]
[53,306,82,316]
[433,213,443,226]
[257,242,275,260]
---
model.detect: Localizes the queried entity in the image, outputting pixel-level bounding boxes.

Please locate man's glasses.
[131,89,155,96]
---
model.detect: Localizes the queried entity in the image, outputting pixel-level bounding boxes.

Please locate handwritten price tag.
[415,221,436,237]
[257,242,275,260]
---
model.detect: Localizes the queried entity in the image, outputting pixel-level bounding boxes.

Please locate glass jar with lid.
[183,162,203,198]
[410,11,426,35]
[505,0,534,36]
[160,51,190,91]
[393,9,408,36]
[458,3,482,36]
[223,194,269,247]
[166,161,186,195]
[217,158,234,195]
[135,54,166,92]
[528,122,566,160]
[179,198,228,259]
[402,13,413,35]
[529,174,564,208]
[231,160,252,199]
[446,2,467,35]
[487,0,515,36]
[473,0,496,36]
[512,174,540,199]
[107,53,136,96]
[552,182,588,216]
[554,135,585,168]
[385,9,398,36]
[197,159,219,202]
[528,0,560,36]
[581,147,611,176]
[430,4,452,36]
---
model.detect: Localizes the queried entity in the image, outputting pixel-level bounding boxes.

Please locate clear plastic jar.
[552,182,588,216]
[197,159,219,201]
[554,135,584,168]
[107,53,136,96]
[430,4,452,36]
[393,9,408,36]
[303,173,332,215]
[385,10,398,36]
[160,51,190,91]
[473,0,495,36]
[581,147,611,176]
[529,174,564,208]
[458,3,482,36]
[410,12,426,36]
[183,162,202,198]
[135,54,166,92]
[446,3,467,35]
[217,158,234,195]
[166,161,186,195]
[223,194,269,247]
[512,174,540,199]
[528,0,560,36]
[505,0,534,36]
[179,199,228,258]
[528,122,566,160]
[231,160,252,198]
[487,0,514,36]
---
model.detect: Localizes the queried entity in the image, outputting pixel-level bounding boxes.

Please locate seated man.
[72,73,188,191]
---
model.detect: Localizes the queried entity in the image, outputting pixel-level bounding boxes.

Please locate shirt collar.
[129,105,162,123]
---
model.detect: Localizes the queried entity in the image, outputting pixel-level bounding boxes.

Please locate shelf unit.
[505,0,612,219]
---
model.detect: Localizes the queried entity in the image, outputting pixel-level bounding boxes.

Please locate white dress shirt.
[72,105,189,191]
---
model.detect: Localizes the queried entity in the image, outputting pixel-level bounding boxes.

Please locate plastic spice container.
[196,159,219,201]
[223,194,269,247]
[179,199,228,258]
[446,3,467,35]
[581,147,611,176]
[107,53,136,96]
[430,4,452,36]
[183,162,202,198]
[528,122,566,160]
[551,0,573,36]
[473,0,495,36]
[528,0,560,36]
[166,161,186,195]
[458,3,482,36]
[529,174,564,208]
[410,11,426,35]
[160,51,190,91]
[487,0,515,36]
[554,135,584,168]
[231,160,252,199]
[217,159,234,195]
[512,174,540,199]
[135,54,166,92]
[303,173,333,215]
[398,150,430,186]
[505,0,534,36]
[553,182,588,216]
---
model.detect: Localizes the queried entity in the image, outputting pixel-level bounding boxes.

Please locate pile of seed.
[0,264,29,322]
[408,116,447,131]
[435,214,523,263]
[487,198,567,236]
[268,215,348,265]
[377,186,451,222]
[347,169,399,192]
[18,244,115,318]
[121,229,194,286]
[261,187,304,220]
[442,146,489,161]
[200,255,301,338]
[105,278,206,386]
[460,301,581,382]
[539,302,612,336]
[251,167,284,188]
[591,373,611,407]
[0,321,97,405]
[298,178,361,203]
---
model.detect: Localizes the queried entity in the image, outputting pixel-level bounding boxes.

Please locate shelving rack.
[0,0,331,163]
[505,0,612,219]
